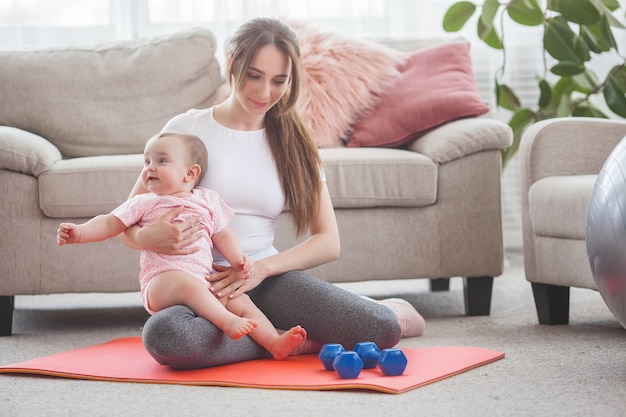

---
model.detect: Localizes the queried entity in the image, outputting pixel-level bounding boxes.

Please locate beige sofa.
[519,117,626,324]
[0,28,512,335]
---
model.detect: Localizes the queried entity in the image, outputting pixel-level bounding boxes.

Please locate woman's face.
[235,44,291,116]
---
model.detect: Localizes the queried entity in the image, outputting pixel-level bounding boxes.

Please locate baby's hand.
[237,255,254,280]
[57,223,81,246]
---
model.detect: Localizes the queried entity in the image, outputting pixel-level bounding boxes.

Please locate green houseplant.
[443,0,626,168]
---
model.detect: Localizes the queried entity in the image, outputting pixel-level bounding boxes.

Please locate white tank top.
[161,107,285,263]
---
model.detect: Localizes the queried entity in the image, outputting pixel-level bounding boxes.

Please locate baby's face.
[141,136,190,195]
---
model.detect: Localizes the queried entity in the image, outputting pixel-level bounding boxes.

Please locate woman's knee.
[371,308,402,349]
[142,305,193,364]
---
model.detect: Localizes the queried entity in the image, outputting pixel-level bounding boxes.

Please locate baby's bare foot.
[223,317,257,340]
[269,325,307,360]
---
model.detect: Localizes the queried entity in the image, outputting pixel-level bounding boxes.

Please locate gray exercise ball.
[587,136,626,329]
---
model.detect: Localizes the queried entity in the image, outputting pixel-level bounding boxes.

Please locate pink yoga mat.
[0,337,504,394]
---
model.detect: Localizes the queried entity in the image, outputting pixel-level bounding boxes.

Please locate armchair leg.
[0,296,14,336]
[430,278,450,292]
[463,276,493,316]
[531,282,570,325]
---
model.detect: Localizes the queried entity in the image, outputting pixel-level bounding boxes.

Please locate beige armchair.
[519,117,626,324]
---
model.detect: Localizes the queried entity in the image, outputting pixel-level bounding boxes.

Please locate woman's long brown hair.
[226,17,323,235]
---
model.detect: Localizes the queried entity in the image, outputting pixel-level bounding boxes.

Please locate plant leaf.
[603,80,626,117]
[549,77,575,109]
[571,68,600,93]
[480,0,500,27]
[477,0,499,39]
[604,65,626,117]
[549,0,563,13]
[572,102,609,117]
[581,23,612,53]
[507,0,544,26]
[443,1,477,32]
[590,0,625,28]
[559,0,601,25]
[538,79,552,109]
[509,109,535,140]
[502,108,535,169]
[599,14,618,49]
[544,17,585,64]
[608,65,626,90]
[556,94,572,117]
[477,16,503,49]
[598,0,620,12]
[497,82,521,111]
[551,61,585,76]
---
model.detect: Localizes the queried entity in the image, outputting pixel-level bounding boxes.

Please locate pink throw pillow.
[288,21,405,148]
[347,42,490,148]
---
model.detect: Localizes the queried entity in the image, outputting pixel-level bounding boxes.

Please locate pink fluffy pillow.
[347,42,490,148]
[288,21,406,147]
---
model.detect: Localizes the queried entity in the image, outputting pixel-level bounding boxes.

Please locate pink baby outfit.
[111,187,233,313]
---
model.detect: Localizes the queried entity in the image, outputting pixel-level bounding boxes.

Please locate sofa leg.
[463,276,493,316]
[0,296,14,336]
[531,282,570,325]
[430,278,450,292]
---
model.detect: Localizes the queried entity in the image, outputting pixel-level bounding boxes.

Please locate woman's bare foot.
[223,316,258,340]
[269,325,307,360]
[377,298,426,337]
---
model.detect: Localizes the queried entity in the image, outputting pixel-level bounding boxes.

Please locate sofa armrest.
[405,118,513,164]
[519,117,626,185]
[0,126,62,177]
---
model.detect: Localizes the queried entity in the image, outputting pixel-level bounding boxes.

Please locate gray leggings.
[142,270,401,369]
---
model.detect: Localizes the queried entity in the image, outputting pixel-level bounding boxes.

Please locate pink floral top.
[111,187,233,293]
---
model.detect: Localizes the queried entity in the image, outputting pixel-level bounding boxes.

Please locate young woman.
[122,17,425,369]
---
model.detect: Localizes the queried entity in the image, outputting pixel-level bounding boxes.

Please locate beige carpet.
[1,250,624,417]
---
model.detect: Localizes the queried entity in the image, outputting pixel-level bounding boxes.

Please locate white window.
[0,1,463,49]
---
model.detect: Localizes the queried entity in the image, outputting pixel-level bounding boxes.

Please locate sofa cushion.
[407,118,513,164]
[528,175,597,240]
[320,148,437,208]
[39,155,143,218]
[0,126,62,176]
[348,42,490,148]
[0,28,221,158]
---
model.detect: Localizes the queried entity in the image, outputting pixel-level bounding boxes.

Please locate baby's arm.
[212,226,253,279]
[57,214,127,246]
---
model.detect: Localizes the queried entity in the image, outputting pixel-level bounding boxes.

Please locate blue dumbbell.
[319,343,363,378]
[354,341,381,369]
[377,348,408,376]
[354,341,407,376]
[319,342,408,378]
[332,351,364,379]
[318,343,345,371]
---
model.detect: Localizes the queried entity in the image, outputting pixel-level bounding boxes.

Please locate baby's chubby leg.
[147,271,257,340]
[224,295,307,360]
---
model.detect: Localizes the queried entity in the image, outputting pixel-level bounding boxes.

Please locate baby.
[57,132,306,360]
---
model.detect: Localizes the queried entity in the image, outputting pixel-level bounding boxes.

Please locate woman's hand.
[126,207,203,255]
[209,262,264,299]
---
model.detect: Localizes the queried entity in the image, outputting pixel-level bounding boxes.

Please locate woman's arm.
[119,174,203,253]
[210,182,340,299]
[258,181,340,276]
